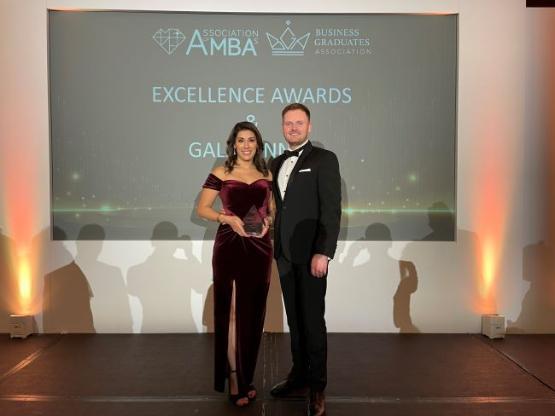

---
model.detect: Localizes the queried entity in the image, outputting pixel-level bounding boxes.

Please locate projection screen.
[49,11,457,241]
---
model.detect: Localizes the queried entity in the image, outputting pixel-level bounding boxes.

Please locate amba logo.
[185,30,257,56]
[153,28,258,56]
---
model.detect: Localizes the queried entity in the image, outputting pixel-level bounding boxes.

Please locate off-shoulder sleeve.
[202,173,223,191]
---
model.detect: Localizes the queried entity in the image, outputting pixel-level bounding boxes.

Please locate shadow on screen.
[128,221,203,332]
[508,241,555,333]
[74,224,132,332]
[42,225,95,333]
[341,222,420,333]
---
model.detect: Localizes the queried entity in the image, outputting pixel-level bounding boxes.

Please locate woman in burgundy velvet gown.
[197,121,273,407]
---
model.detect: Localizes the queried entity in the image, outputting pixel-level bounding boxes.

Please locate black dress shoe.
[270,378,309,398]
[307,391,325,416]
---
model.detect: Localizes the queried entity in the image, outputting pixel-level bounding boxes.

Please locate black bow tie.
[283,147,304,159]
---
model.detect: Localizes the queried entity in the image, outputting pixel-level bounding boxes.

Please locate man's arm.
[314,151,342,259]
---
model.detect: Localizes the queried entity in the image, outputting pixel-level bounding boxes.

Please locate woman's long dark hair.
[224,121,268,175]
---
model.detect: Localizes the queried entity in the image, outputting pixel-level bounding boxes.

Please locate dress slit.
[227,280,243,390]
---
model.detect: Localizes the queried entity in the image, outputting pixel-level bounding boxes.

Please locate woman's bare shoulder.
[211,166,226,180]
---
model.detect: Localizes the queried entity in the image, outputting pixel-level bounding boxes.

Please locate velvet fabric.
[202,173,273,392]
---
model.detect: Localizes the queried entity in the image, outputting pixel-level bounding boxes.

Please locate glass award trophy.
[243,205,264,236]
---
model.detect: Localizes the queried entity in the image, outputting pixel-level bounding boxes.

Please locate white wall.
[1,0,551,333]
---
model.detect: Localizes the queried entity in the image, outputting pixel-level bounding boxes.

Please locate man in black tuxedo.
[270,103,341,416]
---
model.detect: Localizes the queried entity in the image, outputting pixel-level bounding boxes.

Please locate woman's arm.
[197,166,227,223]
[268,191,276,224]
[196,168,248,237]
[196,187,222,223]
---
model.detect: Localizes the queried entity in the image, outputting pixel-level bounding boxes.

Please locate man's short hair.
[282,103,311,120]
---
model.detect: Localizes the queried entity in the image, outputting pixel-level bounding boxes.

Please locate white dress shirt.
[277,139,309,200]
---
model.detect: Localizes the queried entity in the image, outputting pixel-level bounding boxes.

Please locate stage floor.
[0,333,554,415]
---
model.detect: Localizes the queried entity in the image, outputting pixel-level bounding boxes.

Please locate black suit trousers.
[276,254,327,392]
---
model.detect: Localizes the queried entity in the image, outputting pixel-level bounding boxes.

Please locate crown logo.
[266,20,310,57]
[153,29,186,55]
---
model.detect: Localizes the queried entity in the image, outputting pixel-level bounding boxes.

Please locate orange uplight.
[17,252,32,314]
[481,240,495,295]
[0,184,41,316]
[473,218,505,314]
[0,176,42,315]
[0,88,42,317]
[471,107,513,315]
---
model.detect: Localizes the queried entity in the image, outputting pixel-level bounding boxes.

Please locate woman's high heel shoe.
[247,383,257,401]
[228,370,249,407]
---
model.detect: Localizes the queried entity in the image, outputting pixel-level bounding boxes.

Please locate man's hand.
[311,254,329,278]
